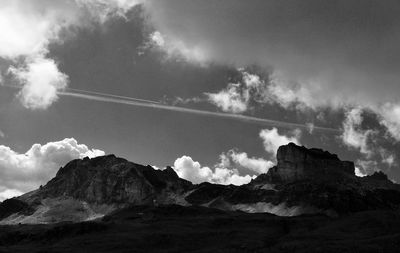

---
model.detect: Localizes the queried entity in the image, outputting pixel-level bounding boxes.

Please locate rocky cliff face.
[266,143,355,182]
[26,155,192,205]
[1,143,400,224]
[0,155,193,224]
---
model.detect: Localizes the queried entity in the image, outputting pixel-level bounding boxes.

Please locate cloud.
[205,83,248,113]
[141,1,400,140]
[263,74,318,111]
[142,0,400,106]
[0,1,78,59]
[0,0,141,109]
[173,155,253,185]
[378,103,400,141]
[354,167,367,178]
[0,189,24,202]
[259,128,301,156]
[356,159,378,176]
[9,57,68,109]
[340,108,375,156]
[379,148,396,168]
[205,69,267,113]
[0,138,104,199]
[173,128,302,185]
[220,150,274,174]
[147,30,209,64]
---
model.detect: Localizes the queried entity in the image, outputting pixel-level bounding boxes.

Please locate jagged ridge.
[0,143,400,223]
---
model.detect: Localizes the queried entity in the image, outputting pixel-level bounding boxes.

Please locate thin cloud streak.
[58,89,340,133]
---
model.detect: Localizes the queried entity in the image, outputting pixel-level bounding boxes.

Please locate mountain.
[1,143,400,224]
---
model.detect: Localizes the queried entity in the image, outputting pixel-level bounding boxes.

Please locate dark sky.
[0,1,399,199]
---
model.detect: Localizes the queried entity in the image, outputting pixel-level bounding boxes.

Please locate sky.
[1,0,400,200]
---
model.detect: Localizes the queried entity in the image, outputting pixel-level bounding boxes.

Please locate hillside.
[0,143,399,224]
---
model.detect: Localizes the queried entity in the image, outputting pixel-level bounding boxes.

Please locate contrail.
[58,89,340,133]
[66,87,161,104]
[1,84,340,133]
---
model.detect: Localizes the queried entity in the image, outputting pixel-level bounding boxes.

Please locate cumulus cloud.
[0,138,104,200]
[378,147,396,168]
[356,160,378,176]
[263,74,319,111]
[140,1,400,140]
[219,149,274,174]
[259,128,301,156]
[142,0,400,106]
[147,30,209,63]
[173,155,253,185]
[340,108,376,156]
[205,83,248,113]
[173,128,302,185]
[354,167,367,178]
[0,0,141,109]
[378,103,400,141]
[9,57,68,109]
[205,69,267,113]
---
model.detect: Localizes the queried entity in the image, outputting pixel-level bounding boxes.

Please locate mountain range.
[1,142,399,224]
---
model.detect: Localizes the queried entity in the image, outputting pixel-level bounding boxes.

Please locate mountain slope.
[1,143,400,224]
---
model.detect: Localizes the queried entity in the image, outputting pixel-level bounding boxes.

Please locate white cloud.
[377,103,400,141]
[263,74,321,110]
[379,148,396,168]
[0,138,104,199]
[9,57,68,110]
[141,1,400,143]
[173,155,254,185]
[383,155,395,167]
[149,31,165,48]
[341,108,375,156]
[259,128,301,156]
[0,189,24,202]
[146,30,209,64]
[222,150,274,174]
[0,1,78,60]
[205,83,248,113]
[0,0,141,110]
[205,70,266,113]
[142,1,400,108]
[173,156,213,184]
[173,128,302,185]
[212,167,254,186]
[354,167,367,177]
[356,159,378,176]
[76,0,143,23]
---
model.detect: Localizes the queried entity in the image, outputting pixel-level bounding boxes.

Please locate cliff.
[27,155,192,205]
[265,143,354,182]
[0,143,399,224]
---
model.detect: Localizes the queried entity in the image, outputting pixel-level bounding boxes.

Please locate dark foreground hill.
[0,205,400,252]
[1,143,400,224]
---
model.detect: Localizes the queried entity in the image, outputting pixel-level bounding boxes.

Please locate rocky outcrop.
[0,155,194,224]
[25,155,192,205]
[265,143,354,182]
[1,143,400,223]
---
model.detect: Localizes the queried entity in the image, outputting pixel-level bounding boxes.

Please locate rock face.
[1,143,400,224]
[31,155,192,205]
[0,155,194,224]
[266,143,355,182]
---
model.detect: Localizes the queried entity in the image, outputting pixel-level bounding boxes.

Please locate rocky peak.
[31,155,192,205]
[266,142,355,182]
